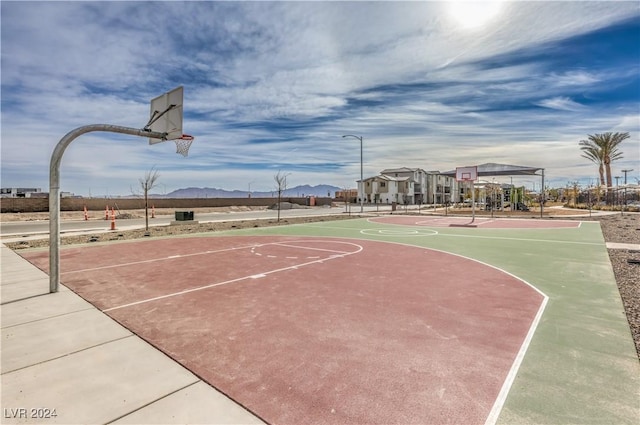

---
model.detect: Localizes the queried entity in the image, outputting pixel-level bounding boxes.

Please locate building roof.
[380,167,418,174]
[441,162,543,177]
[361,174,411,183]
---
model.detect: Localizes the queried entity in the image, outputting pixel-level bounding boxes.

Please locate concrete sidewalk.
[0,244,264,424]
[606,242,640,250]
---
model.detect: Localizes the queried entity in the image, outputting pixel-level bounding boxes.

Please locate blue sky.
[1,1,639,196]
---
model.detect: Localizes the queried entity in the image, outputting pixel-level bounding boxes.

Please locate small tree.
[571,181,580,208]
[274,170,290,222]
[140,167,160,231]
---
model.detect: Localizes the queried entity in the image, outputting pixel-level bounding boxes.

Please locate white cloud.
[1,1,639,195]
[548,70,600,87]
[536,97,586,111]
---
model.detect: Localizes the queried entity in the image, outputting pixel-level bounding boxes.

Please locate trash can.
[391,202,397,211]
[175,211,194,221]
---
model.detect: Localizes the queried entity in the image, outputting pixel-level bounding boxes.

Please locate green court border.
[219,217,640,425]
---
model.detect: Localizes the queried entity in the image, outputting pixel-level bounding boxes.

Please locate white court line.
[484,297,548,425]
[435,217,489,223]
[66,240,358,275]
[474,219,497,226]
[419,217,467,223]
[303,222,601,246]
[360,228,438,237]
[438,233,602,246]
[366,216,585,231]
[62,243,262,274]
[103,241,364,312]
[351,237,549,425]
[271,242,352,254]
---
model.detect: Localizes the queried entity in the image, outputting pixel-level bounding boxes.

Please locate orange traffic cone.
[83,206,88,221]
[105,205,109,220]
[110,208,116,230]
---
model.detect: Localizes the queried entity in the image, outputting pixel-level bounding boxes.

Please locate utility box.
[175,211,194,221]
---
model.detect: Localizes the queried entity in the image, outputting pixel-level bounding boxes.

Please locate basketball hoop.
[174,134,194,157]
[455,166,478,182]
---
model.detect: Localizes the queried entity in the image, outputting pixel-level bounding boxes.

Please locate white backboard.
[148,86,183,144]
[456,166,478,182]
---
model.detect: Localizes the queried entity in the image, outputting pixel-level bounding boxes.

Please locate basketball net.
[174,134,194,157]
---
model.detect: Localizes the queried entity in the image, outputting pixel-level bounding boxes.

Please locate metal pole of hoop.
[470,179,475,223]
[49,124,168,293]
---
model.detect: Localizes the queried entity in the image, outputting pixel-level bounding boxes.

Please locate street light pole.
[621,169,633,214]
[342,134,364,213]
[622,169,633,185]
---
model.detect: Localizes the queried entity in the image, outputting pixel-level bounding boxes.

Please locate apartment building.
[359,167,457,205]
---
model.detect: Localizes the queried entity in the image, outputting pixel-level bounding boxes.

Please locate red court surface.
[22,236,545,425]
[370,215,581,229]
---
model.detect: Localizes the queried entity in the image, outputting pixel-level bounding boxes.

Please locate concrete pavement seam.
[1,305,95,329]
[103,381,202,424]
[1,334,133,375]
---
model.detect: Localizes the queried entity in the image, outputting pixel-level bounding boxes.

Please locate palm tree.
[579,140,605,186]
[579,132,628,203]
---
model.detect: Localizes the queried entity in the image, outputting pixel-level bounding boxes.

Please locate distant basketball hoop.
[456,166,479,224]
[456,166,478,182]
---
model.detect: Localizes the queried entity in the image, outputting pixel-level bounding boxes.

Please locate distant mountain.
[164,184,341,199]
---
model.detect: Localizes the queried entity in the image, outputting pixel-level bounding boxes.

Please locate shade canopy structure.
[442,163,545,217]
[442,162,543,177]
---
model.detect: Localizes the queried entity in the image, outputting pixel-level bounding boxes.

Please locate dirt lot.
[3,207,639,357]
[1,207,359,250]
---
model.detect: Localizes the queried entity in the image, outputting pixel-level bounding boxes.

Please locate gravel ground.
[4,210,639,357]
[585,214,640,358]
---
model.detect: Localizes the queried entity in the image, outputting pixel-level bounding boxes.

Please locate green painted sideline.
[227,218,640,425]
